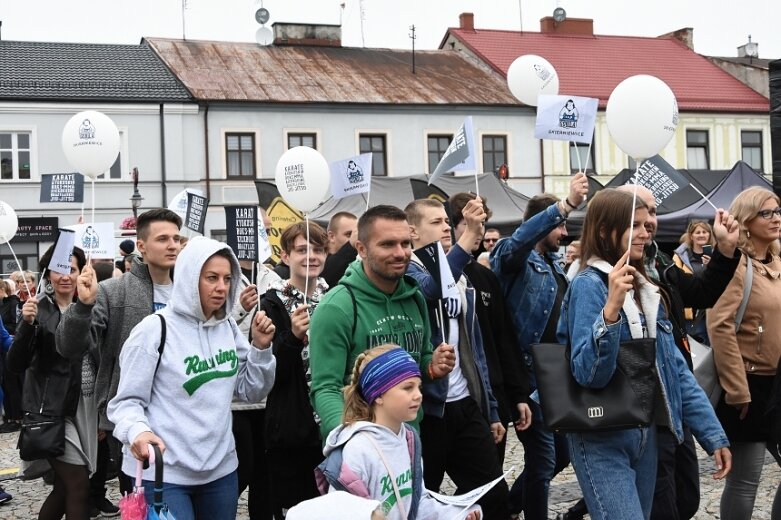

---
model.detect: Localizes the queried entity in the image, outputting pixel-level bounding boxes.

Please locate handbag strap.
[361,432,408,520]
[734,255,753,332]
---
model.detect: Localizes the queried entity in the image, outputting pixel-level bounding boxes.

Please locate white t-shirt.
[153,283,173,312]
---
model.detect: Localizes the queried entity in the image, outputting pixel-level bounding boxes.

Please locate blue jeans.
[509,400,570,519]
[142,470,238,520]
[568,426,657,520]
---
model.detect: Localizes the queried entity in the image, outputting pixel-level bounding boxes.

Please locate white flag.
[65,222,115,259]
[429,116,476,184]
[535,95,598,144]
[49,229,77,275]
[436,242,459,302]
[329,153,372,200]
[258,216,273,263]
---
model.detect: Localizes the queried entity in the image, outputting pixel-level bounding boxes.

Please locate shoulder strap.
[154,314,166,376]
[361,432,408,520]
[340,284,358,337]
[735,255,753,332]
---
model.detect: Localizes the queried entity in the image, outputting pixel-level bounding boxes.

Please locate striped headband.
[359,348,421,405]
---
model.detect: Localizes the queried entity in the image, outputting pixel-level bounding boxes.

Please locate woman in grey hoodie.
[108,237,276,520]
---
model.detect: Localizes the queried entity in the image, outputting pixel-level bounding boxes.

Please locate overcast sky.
[1,0,778,59]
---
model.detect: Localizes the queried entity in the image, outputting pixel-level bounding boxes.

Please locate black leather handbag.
[531,338,658,433]
[17,412,66,461]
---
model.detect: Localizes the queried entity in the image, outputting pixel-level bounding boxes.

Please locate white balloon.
[507,54,560,106]
[274,147,331,214]
[0,201,19,244]
[61,110,121,179]
[606,75,679,160]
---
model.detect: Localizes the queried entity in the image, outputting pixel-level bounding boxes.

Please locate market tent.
[565,162,759,240]
[655,161,771,242]
[257,173,530,236]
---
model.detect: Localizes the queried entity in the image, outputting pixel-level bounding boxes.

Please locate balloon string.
[474,172,480,199]
[3,240,32,297]
[36,268,47,296]
[88,178,96,263]
[626,162,641,266]
[304,214,310,305]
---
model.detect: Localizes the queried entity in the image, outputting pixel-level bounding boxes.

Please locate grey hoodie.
[108,237,276,485]
[324,422,479,520]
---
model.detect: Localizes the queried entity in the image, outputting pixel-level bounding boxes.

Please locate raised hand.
[290,304,310,340]
[76,264,98,305]
[251,310,276,349]
[604,249,635,324]
[568,172,589,208]
[430,342,456,378]
[713,208,739,258]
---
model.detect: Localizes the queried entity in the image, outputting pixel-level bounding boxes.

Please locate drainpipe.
[203,103,211,201]
[159,103,168,205]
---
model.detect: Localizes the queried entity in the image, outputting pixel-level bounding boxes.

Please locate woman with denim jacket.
[557,189,731,520]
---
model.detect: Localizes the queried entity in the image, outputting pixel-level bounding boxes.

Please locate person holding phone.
[673,221,716,343]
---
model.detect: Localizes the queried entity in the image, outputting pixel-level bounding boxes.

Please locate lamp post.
[129,167,143,219]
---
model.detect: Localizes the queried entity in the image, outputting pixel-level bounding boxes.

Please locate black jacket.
[653,246,741,369]
[260,290,321,449]
[464,260,531,423]
[0,295,19,335]
[321,242,358,288]
[7,296,81,417]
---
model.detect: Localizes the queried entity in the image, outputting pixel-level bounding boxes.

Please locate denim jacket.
[490,202,567,387]
[407,244,500,423]
[557,262,729,454]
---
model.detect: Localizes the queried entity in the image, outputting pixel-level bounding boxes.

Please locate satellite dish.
[255,7,270,25]
[255,26,274,46]
[553,7,567,23]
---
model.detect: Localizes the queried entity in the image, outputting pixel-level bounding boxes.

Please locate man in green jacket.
[309,205,455,438]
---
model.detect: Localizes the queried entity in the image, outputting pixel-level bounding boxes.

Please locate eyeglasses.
[482,238,498,243]
[756,207,781,220]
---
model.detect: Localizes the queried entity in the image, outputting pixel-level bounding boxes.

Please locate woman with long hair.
[7,245,93,519]
[707,186,781,519]
[673,220,716,342]
[558,189,731,519]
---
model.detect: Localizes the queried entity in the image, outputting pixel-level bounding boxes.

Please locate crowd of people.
[0,175,780,520]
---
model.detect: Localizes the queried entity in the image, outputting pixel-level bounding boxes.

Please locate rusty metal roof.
[144,38,520,105]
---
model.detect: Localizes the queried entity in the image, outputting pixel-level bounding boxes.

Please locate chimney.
[459,12,475,32]
[272,22,341,47]
[658,28,694,50]
[539,17,593,36]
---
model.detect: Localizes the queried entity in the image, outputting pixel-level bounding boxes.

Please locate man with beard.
[490,173,588,520]
[309,205,455,438]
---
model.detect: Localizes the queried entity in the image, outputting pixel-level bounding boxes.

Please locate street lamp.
[129,167,143,219]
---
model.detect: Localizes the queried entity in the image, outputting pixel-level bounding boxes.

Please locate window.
[741,131,763,171]
[0,131,32,180]
[97,130,126,180]
[686,130,709,169]
[359,134,387,176]
[427,134,453,174]
[482,135,507,175]
[226,133,256,178]
[569,140,595,173]
[287,133,317,150]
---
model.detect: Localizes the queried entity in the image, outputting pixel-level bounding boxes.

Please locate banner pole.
[474,173,480,199]
[36,268,47,296]
[689,184,719,211]
[304,214,310,304]
[626,161,641,266]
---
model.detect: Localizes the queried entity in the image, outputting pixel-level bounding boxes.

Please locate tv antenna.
[254,2,273,46]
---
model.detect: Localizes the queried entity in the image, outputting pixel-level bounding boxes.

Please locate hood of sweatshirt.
[168,236,241,324]
[323,421,401,457]
[339,258,421,306]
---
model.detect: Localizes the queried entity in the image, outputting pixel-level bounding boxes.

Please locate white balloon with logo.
[274,146,331,214]
[606,75,679,161]
[0,201,18,244]
[61,110,121,179]
[507,54,560,106]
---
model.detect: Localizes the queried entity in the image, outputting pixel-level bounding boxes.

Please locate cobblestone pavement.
[1,428,779,519]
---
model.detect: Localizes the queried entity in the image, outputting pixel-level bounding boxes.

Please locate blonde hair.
[729,187,781,258]
[679,221,715,250]
[342,344,399,425]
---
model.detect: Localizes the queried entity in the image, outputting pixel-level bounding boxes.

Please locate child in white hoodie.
[317,345,481,520]
[108,237,277,520]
